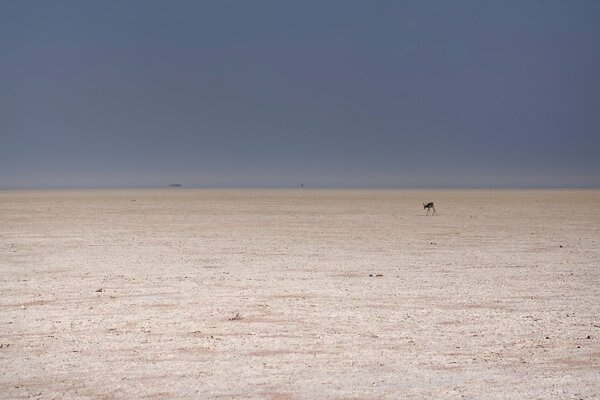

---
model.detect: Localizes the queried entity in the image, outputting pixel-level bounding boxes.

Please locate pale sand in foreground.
[1,189,599,399]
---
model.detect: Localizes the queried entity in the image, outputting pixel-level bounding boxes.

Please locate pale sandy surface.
[1,189,599,399]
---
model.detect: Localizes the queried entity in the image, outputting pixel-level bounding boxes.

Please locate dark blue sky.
[1,1,599,188]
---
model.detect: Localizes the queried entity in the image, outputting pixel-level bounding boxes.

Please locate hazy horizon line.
[2,184,599,191]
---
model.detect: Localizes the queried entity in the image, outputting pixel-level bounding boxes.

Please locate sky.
[1,0,600,188]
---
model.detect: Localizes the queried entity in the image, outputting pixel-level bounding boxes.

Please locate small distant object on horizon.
[300,184,304,189]
[168,184,182,187]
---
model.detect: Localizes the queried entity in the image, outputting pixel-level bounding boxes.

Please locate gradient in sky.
[1,0,600,188]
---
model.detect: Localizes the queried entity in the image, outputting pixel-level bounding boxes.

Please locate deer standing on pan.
[423,202,436,216]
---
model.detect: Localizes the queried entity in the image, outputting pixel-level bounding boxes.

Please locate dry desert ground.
[1,189,599,399]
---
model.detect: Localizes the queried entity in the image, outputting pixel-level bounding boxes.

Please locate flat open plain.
[1,189,599,399]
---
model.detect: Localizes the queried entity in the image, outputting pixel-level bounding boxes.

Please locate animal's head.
[423,203,427,208]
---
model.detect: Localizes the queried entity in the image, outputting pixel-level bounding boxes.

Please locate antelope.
[423,202,436,216]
